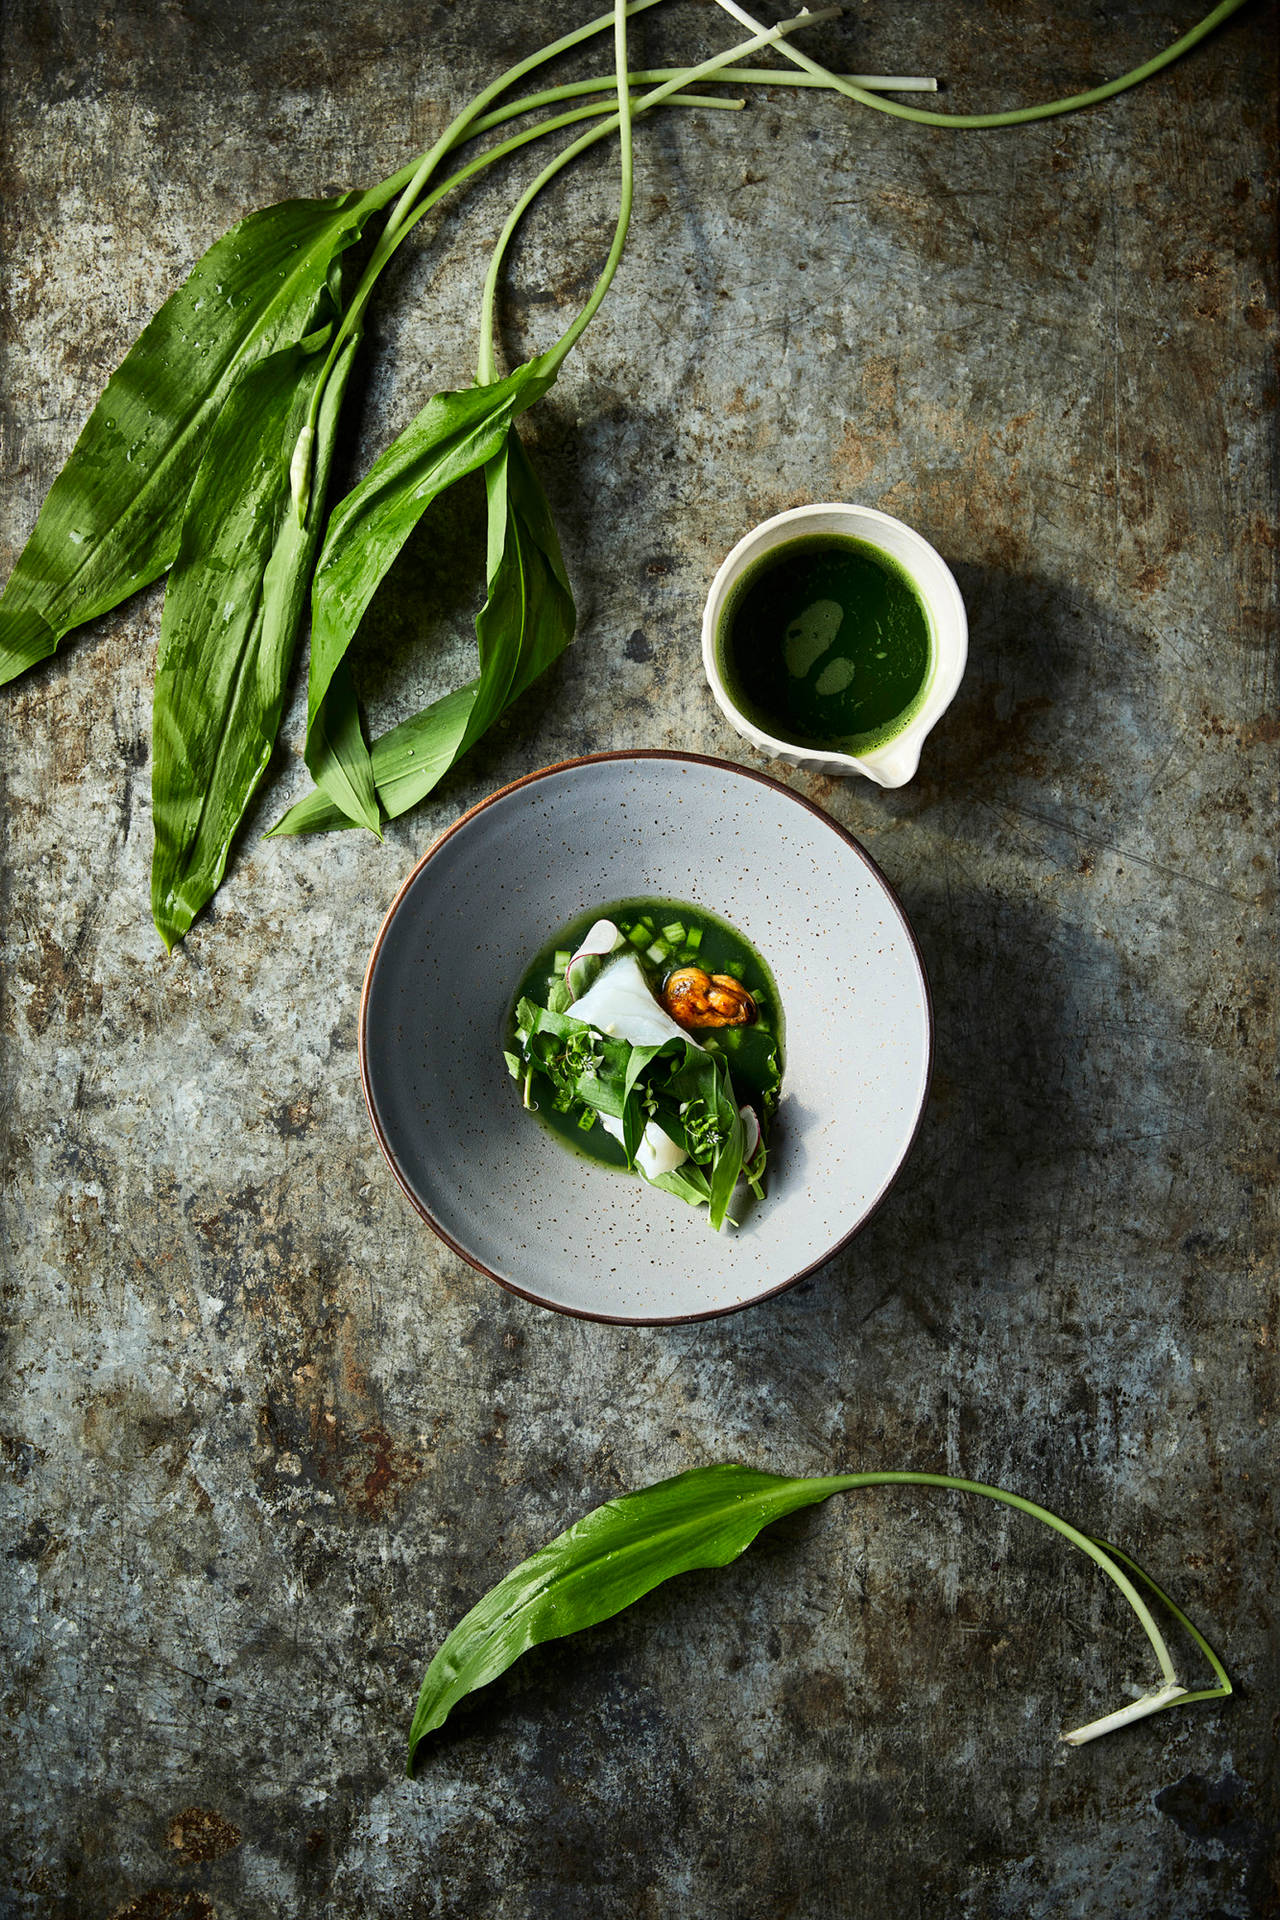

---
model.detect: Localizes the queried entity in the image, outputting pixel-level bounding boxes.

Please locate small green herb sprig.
[406,1463,1232,1772]
[0,0,1248,948]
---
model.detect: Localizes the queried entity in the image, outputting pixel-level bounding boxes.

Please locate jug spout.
[861,738,921,788]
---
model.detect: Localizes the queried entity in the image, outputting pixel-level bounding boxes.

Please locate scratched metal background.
[1,2,1276,1915]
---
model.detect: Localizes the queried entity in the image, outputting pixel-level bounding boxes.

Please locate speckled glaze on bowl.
[359,752,932,1324]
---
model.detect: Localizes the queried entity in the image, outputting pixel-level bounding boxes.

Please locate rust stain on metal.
[165,1807,243,1864]
[107,1895,217,1920]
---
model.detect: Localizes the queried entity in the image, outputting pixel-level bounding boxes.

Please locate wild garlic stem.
[493,0,638,386]
[377,0,663,257]
[840,1478,1227,1741]
[1062,1681,1190,1746]
[358,67,936,218]
[288,422,316,525]
[710,0,1249,129]
[795,1470,1232,1740]
[477,7,840,383]
[465,71,937,136]
[611,3,636,343]
[811,1472,1184,1697]
[385,93,741,307]
[290,0,1245,512]
[293,0,669,501]
[693,69,936,93]
[466,80,749,142]
[321,2,671,239]
[1088,1535,1233,1711]
[285,87,743,519]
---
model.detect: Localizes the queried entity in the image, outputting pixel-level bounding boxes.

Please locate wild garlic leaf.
[467,426,576,734]
[0,186,394,688]
[407,1464,1232,1773]
[650,1161,713,1207]
[150,332,359,951]
[268,423,573,835]
[406,1465,844,1767]
[302,361,558,832]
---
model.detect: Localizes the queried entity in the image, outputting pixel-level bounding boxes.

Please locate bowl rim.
[358,748,934,1326]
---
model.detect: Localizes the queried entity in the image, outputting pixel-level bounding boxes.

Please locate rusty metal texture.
[1,1,1276,1915]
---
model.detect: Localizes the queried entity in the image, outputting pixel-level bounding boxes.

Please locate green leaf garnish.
[509,978,776,1231]
[150,329,359,949]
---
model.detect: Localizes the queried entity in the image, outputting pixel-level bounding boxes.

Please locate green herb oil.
[717,534,932,754]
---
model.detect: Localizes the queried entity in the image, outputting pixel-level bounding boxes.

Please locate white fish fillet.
[567,951,699,1179]
[567,952,693,1050]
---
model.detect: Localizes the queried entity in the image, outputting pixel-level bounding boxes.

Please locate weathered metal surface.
[1,2,1276,1915]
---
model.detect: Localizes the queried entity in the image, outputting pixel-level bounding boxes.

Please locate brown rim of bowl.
[358,749,935,1327]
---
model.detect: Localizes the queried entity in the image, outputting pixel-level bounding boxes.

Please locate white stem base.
[1061,1680,1188,1746]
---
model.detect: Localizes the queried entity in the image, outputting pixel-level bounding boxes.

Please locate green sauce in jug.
[717,533,932,753]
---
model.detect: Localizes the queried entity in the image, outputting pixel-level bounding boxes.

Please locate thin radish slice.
[566,918,624,999]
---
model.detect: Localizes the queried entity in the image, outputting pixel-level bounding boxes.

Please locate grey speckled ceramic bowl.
[359,752,932,1324]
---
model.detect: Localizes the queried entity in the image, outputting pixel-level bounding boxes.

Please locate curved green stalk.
[1080,1536,1233,1713]
[360,0,659,289]
[832,1473,1183,1704]
[477,7,839,383]
[519,0,637,385]
[307,61,937,234]
[283,93,744,526]
[414,96,738,230]
[464,71,939,136]
[467,82,746,142]
[289,0,667,511]
[712,0,1249,130]
[371,91,743,351]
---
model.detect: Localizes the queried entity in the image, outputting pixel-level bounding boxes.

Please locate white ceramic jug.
[701,502,968,788]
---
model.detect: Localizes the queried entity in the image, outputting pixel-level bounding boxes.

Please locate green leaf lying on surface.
[269,421,575,835]
[406,1463,1232,1773]
[469,429,578,757]
[150,329,359,950]
[297,360,558,834]
[0,186,395,689]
